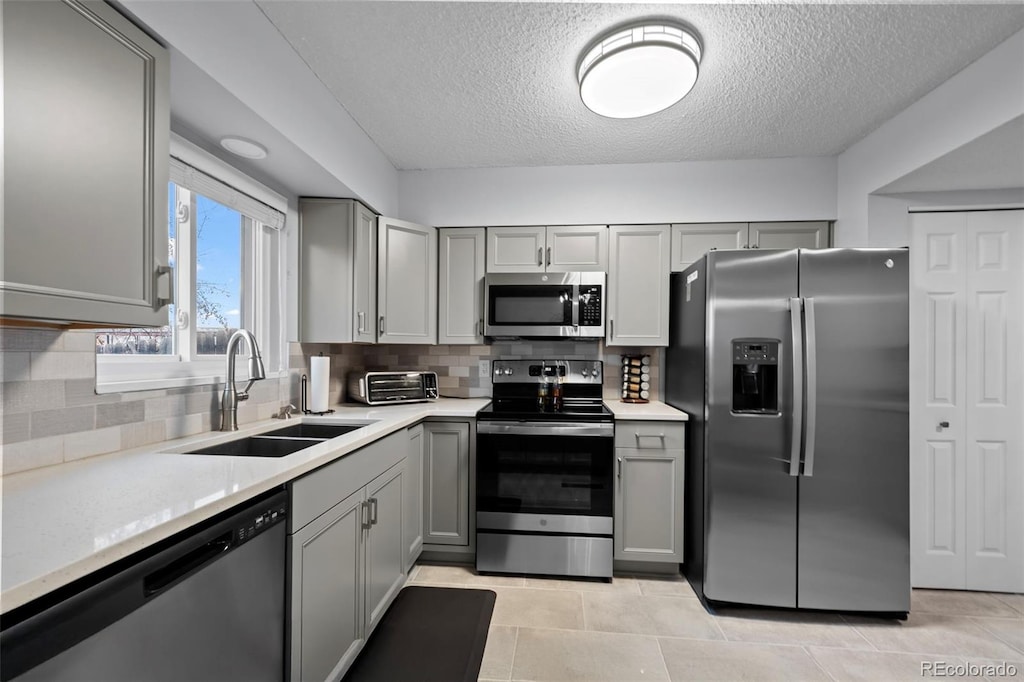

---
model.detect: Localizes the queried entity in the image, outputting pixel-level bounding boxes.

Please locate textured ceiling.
[254,1,1024,170]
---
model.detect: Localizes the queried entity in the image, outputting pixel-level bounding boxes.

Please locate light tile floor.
[408,563,1024,682]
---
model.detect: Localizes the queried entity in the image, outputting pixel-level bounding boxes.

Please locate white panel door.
[486,226,546,273]
[546,225,608,272]
[964,210,1023,592]
[910,209,1024,592]
[910,212,968,588]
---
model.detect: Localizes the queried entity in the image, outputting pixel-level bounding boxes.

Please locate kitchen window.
[95,137,287,392]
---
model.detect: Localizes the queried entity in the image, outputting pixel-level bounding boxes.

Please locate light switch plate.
[478,360,490,378]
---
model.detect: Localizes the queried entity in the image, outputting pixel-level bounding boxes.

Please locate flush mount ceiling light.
[578,23,702,119]
[220,136,268,160]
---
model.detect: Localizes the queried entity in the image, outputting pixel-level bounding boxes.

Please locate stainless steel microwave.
[347,371,438,405]
[484,272,605,338]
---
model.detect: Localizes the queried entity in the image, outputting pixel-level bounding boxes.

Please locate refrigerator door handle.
[788,297,804,477]
[803,297,818,477]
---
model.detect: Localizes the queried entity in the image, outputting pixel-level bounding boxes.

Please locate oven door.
[476,421,614,520]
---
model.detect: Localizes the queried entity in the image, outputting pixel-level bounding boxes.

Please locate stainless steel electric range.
[476,359,614,579]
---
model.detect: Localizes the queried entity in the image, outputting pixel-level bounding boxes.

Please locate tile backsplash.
[0,328,296,475]
[1,328,662,475]
[304,340,663,405]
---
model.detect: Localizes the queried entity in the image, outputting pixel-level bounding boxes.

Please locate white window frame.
[96,135,288,393]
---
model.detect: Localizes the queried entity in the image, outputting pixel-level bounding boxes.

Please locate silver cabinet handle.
[789,297,803,477]
[155,265,174,308]
[634,432,666,443]
[478,318,484,336]
[609,319,614,340]
[379,316,385,335]
[546,246,552,266]
[617,456,623,478]
[939,421,950,428]
[361,500,371,529]
[357,311,365,333]
[537,247,543,267]
[803,297,818,477]
[369,497,378,525]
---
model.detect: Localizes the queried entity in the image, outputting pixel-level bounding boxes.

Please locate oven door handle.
[477,421,614,437]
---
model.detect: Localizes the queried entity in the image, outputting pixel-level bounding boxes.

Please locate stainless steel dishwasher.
[1,488,288,682]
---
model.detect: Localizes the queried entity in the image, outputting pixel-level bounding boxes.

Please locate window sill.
[95,358,287,394]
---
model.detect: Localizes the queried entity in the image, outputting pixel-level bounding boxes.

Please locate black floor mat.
[344,586,497,682]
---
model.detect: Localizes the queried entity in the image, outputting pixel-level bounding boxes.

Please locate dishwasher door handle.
[143,532,232,597]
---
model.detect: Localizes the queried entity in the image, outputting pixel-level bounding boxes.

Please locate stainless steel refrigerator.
[666,248,909,614]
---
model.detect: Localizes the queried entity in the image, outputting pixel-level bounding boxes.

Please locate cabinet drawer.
[614,422,684,451]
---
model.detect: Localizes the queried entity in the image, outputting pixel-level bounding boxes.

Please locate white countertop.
[604,400,689,421]
[0,399,487,614]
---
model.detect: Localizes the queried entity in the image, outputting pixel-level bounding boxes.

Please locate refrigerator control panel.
[733,341,778,364]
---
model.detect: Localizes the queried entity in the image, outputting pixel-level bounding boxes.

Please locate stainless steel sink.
[259,423,364,440]
[181,422,372,457]
[183,436,317,458]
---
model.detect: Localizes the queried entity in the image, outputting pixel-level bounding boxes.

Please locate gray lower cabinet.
[422,421,472,547]
[288,432,407,682]
[2,0,170,326]
[614,421,685,563]
[403,425,424,571]
[290,488,365,682]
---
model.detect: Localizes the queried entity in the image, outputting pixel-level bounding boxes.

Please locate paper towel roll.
[310,356,330,413]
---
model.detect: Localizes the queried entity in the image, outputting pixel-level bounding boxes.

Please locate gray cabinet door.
[546,225,608,272]
[486,226,546,273]
[364,462,407,635]
[352,203,378,343]
[749,221,830,250]
[607,225,671,346]
[290,488,365,682]
[2,0,170,326]
[671,223,748,271]
[614,447,684,562]
[404,425,424,572]
[377,216,437,343]
[438,228,485,344]
[423,422,471,546]
[299,199,355,343]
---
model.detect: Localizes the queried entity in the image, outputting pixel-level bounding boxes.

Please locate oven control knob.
[504,368,513,376]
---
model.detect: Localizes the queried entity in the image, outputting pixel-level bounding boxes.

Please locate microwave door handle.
[571,285,580,329]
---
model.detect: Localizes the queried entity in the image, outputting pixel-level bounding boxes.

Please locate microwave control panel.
[579,286,603,327]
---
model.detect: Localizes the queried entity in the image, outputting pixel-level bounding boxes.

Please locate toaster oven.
[347,371,439,405]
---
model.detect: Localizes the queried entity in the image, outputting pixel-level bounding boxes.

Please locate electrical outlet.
[478,360,490,378]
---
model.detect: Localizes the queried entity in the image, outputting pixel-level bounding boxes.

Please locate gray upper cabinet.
[749,221,830,250]
[438,228,485,344]
[614,421,685,563]
[378,216,437,344]
[671,221,831,271]
[607,225,671,347]
[299,198,377,343]
[423,421,471,547]
[2,0,170,327]
[670,223,747,271]
[486,226,607,273]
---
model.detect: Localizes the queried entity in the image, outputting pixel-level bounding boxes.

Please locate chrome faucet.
[220,329,267,431]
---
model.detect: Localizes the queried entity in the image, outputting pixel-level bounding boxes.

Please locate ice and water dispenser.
[731,339,779,413]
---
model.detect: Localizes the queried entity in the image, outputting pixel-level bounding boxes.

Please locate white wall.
[399,157,837,227]
[837,29,1024,247]
[121,0,400,217]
